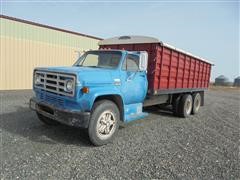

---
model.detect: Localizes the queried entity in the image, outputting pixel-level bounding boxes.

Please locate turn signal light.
[81,87,89,93]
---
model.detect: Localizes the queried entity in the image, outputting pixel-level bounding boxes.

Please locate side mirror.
[139,51,148,71]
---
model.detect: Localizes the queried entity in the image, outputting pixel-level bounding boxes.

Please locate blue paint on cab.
[34,50,148,122]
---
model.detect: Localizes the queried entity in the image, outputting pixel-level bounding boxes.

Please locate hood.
[36,66,118,86]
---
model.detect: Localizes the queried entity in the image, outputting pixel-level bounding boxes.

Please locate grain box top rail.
[99,36,214,65]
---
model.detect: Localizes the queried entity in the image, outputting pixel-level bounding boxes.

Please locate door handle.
[126,72,136,81]
[127,76,133,81]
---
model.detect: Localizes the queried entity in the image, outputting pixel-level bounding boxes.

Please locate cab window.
[82,54,98,66]
[122,54,139,71]
[75,51,122,69]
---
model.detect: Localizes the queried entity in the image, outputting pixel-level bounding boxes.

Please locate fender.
[78,84,125,112]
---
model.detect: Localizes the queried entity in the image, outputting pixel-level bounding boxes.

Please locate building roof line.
[0,14,103,40]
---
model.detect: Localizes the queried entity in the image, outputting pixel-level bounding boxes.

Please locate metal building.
[233,76,240,87]
[214,75,230,86]
[0,15,101,90]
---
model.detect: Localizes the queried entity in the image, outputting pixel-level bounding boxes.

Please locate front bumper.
[29,97,90,128]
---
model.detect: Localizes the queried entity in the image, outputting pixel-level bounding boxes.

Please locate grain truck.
[30,36,213,146]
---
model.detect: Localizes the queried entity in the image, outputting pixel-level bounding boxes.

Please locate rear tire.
[192,93,201,114]
[37,112,60,126]
[88,100,120,146]
[178,94,193,118]
[172,95,181,116]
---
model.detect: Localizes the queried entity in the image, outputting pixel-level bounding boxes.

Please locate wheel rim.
[186,98,192,115]
[96,110,116,140]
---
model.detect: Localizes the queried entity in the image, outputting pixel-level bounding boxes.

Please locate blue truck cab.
[30,49,149,145]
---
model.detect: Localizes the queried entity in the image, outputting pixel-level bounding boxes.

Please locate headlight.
[34,74,41,84]
[65,80,74,92]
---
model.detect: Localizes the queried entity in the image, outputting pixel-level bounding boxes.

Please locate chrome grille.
[34,71,76,97]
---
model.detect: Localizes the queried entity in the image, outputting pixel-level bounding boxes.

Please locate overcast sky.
[1,1,239,81]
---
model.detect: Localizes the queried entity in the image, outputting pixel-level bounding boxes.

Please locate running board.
[124,103,148,122]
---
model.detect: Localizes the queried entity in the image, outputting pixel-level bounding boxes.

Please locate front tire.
[88,100,120,146]
[178,94,193,118]
[37,112,60,125]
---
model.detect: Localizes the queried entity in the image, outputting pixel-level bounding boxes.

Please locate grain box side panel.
[99,43,212,92]
[176,53,185,88]
[168,50,178,89]
[158,47,171,89]
[183,56,190,88]
[206,64,211,87]
[153,46,163,91]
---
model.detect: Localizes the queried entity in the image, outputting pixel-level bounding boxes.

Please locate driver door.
[120,53,147,105]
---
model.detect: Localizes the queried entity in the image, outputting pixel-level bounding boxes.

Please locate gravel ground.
[1,89,239,179]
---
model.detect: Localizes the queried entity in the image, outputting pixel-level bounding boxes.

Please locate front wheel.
[88,100,120,146]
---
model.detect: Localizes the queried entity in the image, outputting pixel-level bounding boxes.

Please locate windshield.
[74,51,122,69]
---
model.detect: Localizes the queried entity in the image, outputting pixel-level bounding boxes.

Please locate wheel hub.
[96,111,116,140]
